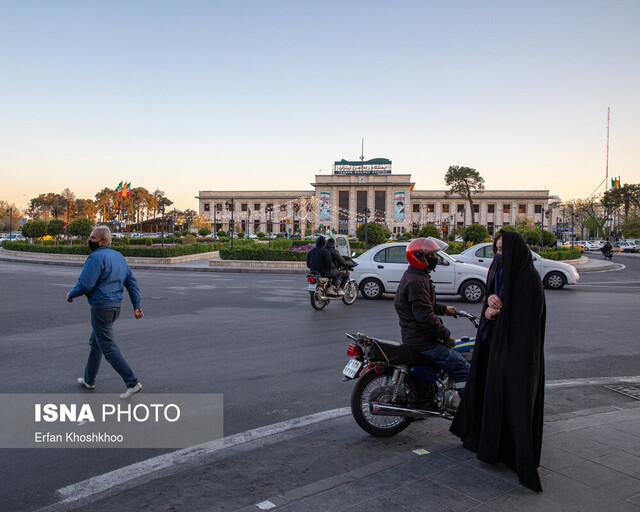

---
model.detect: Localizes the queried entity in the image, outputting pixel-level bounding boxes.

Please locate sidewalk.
[0,248,620,274]
[58,385,640,512]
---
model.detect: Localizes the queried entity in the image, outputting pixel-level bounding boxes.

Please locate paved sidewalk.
[51,386,640,512]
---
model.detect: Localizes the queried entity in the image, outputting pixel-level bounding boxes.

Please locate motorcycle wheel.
[342,281,358,305]
[309,290,329,311]
[351,369,414,437]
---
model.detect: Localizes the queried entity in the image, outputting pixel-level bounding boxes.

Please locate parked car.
[0,233,26,242]
[561,241,584,252]
[350,242,488,303]
[454,242,580,289]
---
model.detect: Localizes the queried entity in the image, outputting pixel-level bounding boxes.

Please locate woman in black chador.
[450,230,546,492]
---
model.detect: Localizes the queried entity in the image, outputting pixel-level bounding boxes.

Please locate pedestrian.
[450,230,546,492]
[67,225,144,399]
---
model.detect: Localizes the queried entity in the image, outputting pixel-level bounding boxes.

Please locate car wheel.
[459,280,485,303]
[360,278,384,300]
[543,271,566,289]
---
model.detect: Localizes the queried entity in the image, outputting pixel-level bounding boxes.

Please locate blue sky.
[1,0,639,211]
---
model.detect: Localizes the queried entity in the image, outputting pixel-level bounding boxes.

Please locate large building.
[196,158,560,237]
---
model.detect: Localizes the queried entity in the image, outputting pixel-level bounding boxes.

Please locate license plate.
[306,284,317,292]
[342,359,362,379]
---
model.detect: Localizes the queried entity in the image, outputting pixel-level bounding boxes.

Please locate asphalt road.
[1,253,639,511]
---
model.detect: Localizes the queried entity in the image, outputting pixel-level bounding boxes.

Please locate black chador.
[450,230,546,492]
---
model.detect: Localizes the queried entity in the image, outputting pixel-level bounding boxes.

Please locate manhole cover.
[604,385,640,400]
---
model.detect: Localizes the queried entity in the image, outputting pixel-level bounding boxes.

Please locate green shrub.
[397,232,414,241]
[123,236,130,246]
[2,241,215,258]
[144,238,153,246]
[199,227,211,236]
[272,238,294,250]
[463,224,490,245]
[68,218,95,239]
[184,233,196,244]
[538,248,581,260]
[418,225,441,239]
[219,247,307,261]
[445,242,464,255]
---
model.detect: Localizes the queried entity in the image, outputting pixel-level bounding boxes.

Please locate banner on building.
[394,191,405,221]
[320,191,331,221]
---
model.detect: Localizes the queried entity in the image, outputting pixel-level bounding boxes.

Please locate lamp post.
[160,203,165,247]
[268,205,273,249]
[66,199,71,246]
[8,207,13,240]
[364,208,371,249]
[226,199,235,249]
[246,208,251,239]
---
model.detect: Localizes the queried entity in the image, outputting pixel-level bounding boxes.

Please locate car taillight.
[347,344,360,357]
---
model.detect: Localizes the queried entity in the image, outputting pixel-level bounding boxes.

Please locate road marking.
[546,376,640,388]
[39,407,350,511]
[39,375,640,510]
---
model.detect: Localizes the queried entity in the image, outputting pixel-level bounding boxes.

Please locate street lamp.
[364,208,371,249]
[8,207,13,240]
[226,199,235,249]
[246,208,251,239]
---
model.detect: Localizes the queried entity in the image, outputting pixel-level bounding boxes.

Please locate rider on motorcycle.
[306,236,341,296]
[326,238,356,291]
[394,238,470,397]
[601,240,613,258]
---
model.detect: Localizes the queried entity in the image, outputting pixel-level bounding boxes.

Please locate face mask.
[494,253,503,266]
[426,257,438,271]
[88,240,101,252]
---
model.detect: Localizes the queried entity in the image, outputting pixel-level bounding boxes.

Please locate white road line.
[40,407,350,511]
[546,376,640,388]
[39,375,640,510]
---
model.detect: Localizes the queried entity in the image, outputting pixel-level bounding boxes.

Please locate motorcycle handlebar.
[455,310,480,325]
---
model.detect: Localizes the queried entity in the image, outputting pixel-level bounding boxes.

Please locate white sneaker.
[78,378,95,390]
[120,382,142,399]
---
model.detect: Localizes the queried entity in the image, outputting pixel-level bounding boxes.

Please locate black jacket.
[394,265,450,352]
[325,238,351,270]
[306,236,333,277]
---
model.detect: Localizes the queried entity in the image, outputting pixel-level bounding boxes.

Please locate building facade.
[196,158,560,237]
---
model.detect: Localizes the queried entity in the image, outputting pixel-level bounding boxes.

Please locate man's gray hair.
[94,225,112,245]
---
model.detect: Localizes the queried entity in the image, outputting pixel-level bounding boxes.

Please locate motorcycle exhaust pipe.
[370,402,453,419]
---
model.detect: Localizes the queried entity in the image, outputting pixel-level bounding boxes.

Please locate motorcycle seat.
[366,337,433,366]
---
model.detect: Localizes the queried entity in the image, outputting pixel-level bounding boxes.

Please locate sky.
[1,0,639,212]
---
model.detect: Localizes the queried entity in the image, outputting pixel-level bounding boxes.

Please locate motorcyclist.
[325,238,356,292]
[601,240,613,259]
[394,238,470,397]
[306,236,340,296]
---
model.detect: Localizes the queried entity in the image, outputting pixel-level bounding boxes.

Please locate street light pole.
[364,208,371,249]
[226,199,235,249]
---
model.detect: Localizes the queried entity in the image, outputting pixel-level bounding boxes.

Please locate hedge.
[537,248,582,261]
[1,241,215,258]
[219,247,307,261]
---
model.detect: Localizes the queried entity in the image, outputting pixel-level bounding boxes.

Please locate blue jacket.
[69,246,142,310]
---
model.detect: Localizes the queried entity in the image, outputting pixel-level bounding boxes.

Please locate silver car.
[350,242,488,303]
[454,242,579,289]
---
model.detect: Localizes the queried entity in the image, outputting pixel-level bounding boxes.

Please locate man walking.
[67,225,144,399]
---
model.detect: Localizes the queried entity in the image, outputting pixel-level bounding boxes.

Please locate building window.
[488,204,495,213]
[375,191,386,222]
[254,220,260,232]
[241,203,248,212]
[442,204,450,213]
[203,203,210,212]
[519,204,526,214]
[473,204,479,213]
[266,221,273,232]
[457,204,465,213]
[254,203,261,211]
[265,203,273,213]
[456,221,464,229]
[241,220,246,232]
[280,220,287,232]
[413,204,420,213]
[427,203,435,213]
[216,203,223,213]
[535,204,542,214]
[503,204,511,213]
[357,191,368,221]
[280,204,287,212]
[339,191,350,220]
[487,222,494,235]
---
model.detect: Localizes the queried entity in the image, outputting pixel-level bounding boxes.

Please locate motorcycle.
[342,311,479,437]
[602,248,613,261]
[306,259,359,310]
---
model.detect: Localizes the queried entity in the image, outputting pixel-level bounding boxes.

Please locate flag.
[117,181,123,197]
[122,182,128,197]
[126,182,131,197]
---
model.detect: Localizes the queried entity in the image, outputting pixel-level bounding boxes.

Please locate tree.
[47,219,66,244]
[21,220,48,241]
[463,223,490,245]
[153,189,173,217]
[444,166,485,224]
[27,193,65,219]
[355,222,389,246]
[0,201,21,231]
[199,227,211,236]
[417,224,441,239]
[68,218,95,239]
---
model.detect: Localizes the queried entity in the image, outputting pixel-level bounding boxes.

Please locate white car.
[0,233,26,242]
[617,241,638,253]
[351,242,488,303]
[453,242,579,289]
